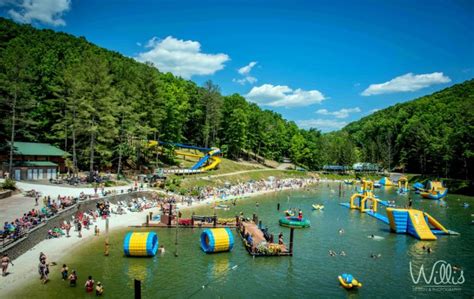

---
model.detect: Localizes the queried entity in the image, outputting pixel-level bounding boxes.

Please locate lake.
[8,183,474,298]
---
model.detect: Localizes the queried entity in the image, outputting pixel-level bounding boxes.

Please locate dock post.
[289,228,295,256]
[134,279,141,299]
[168,204,172,226]
[277,203,280,210]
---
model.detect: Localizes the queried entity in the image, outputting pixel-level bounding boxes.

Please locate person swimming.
[96,281,104,296]
[69,270,77,287]
[85,275,94,293]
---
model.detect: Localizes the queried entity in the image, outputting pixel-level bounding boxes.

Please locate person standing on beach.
[408,196,413,209]
[77,221,82,238]
[66,221,71,237]
[1,254,13,276]
[85,275,95,293]
[38,260,49,284]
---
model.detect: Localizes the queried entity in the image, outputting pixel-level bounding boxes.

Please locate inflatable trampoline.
[123,231,159,257]
[279,216,311,228]
[200,228,234,253]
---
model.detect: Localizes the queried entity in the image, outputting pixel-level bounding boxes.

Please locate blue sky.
[1,0,473,131]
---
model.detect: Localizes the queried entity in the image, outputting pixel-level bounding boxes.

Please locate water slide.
[424,212,449,233]
[407,210,437,240]
[161,141,221,172]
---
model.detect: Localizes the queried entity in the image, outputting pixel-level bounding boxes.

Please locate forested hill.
[1,17,473,179]
[0,18,324,172]
[342,79,474,179]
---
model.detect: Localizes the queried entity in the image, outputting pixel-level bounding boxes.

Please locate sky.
[1,0,473,132]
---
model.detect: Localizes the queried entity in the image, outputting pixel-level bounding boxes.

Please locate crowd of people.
[1,193,77,242]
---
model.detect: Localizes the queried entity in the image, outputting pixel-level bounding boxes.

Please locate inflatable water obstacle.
[340,180,458,240]
[123,231,159,257]
[386,208,458,240]
[398,176,409,192]
[279,216,311,228]
[338,273,362,289]
[379,177,395,186]
[413,181,448,199]
[200,228,234,253]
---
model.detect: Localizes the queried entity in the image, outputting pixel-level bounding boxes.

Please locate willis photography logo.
[410,260,465,292]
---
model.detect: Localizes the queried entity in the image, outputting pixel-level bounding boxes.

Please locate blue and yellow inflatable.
[123,231,159,257]
[200,228,234,253]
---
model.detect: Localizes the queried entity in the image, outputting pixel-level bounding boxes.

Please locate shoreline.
[1,178,336,295]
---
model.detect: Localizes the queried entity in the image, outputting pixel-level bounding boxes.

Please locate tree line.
[1,18,473,179]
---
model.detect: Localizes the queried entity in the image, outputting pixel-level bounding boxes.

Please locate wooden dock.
[237,216,292,257]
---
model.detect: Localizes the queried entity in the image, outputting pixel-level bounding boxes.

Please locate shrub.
[1,178,17,190]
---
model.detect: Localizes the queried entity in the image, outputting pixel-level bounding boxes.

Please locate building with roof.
[0,142,69,181]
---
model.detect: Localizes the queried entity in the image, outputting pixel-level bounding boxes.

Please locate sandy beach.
[1,179,334,295]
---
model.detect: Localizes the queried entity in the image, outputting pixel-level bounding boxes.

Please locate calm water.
[8,183,474,298]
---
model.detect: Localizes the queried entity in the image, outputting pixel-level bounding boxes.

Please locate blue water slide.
[191,155,210,170]
[159,141,210,152]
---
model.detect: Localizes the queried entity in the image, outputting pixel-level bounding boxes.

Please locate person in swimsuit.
[38,260,49,284]
[95,281,104,296]
[1,254,13,276]
[68,270,78,287]
[61,264,69,280]
[85,275,94,293]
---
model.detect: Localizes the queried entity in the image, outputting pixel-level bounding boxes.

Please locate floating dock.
[237,215,292,257]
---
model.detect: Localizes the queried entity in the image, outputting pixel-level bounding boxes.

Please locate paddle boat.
[373,182,381,188]
[312,204,324,210]
[338,273,362,289]
[279,216,310,228]
[343,179,355,185]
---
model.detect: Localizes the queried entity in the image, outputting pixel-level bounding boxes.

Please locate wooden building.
[0,142,69,181]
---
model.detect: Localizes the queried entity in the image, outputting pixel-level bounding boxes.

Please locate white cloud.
[370,108,380,113]
[238,61,257,75]
[136,42,142,47]
[362,72,451,96]
[246,84,325,107]
[296,119,347,132]
[316,107,361,119]
[136,36,230,79]
[233,61,258,85]
[232,76,257,85]
[6,0,71,26]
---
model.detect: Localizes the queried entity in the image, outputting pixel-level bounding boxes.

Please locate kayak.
[279,216,310,228]
[338,273,362,289]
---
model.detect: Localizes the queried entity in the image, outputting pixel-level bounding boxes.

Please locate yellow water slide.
[407,210,437,240]
[424,212,449,233]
